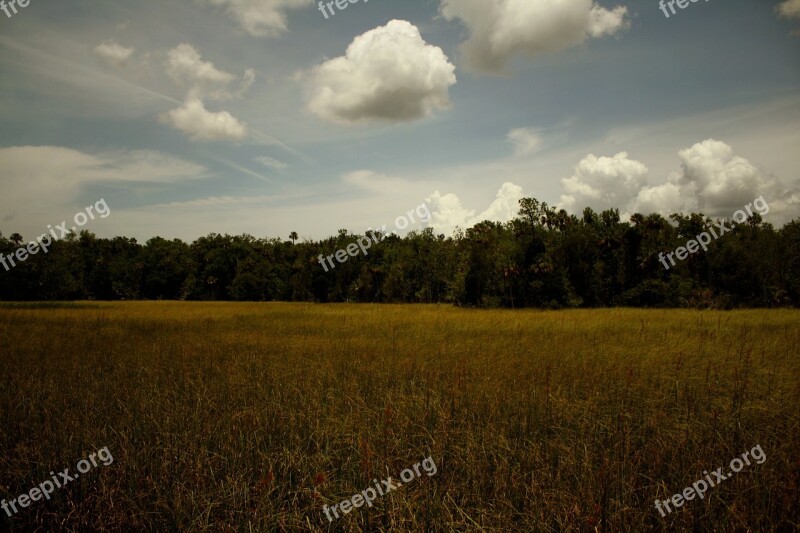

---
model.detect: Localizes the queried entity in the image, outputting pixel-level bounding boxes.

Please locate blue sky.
[1,0,799,241]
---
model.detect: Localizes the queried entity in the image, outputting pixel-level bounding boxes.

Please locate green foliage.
[0,198,798,307]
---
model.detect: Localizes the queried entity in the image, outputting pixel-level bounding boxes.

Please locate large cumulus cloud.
[559,139,799,224]
[307,20,457,123]
[560,151,648,213]
[426,182,524,236]
[637,139,780,215]
[440,0,629,73]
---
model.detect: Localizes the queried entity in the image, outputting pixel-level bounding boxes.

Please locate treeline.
[1,198,799,308]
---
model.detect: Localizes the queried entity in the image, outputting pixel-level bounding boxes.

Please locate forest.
[2,198,799,308]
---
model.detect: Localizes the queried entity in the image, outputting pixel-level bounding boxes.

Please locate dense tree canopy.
[1,198,798,308]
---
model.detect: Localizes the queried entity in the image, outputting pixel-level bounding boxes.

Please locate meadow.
[0,302,798,531]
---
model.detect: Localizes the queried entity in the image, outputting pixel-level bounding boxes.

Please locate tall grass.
[0,303,798,531]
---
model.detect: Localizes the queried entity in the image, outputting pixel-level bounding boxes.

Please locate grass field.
[0,303,798,531]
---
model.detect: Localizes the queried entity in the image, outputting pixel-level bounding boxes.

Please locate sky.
[1,0,799,242]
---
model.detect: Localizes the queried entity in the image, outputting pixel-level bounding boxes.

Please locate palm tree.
[10,233,22,247]
[289,231,298,245]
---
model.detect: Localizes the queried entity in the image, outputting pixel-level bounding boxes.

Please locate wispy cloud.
[254,156,289,171]
[507,127,542,156]
[198,0,313,37]
[94,40,135,67]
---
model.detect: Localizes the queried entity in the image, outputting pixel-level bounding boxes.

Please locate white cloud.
[307,20,457,124]
[424,192,474,235]
[201,0,312,38]
[160,45,254,141]
[440,0,629,73]
[507,127,542,155]
[778,0,800,19]
[160,98,248,141]
[93,40,135,67]
[238,68,257,97]
[587,4,629,37]
[0,146,208,224]
[254,155,289,170]
[426,182,524,235]
[557,139,800,225]
[343,170,416,194]
[150,195,270,208]
[166,43,245,100]
[560,151,649,212]
[632,139,781,216]
[477,181,525,222]
[630,182,683,217]
[166,44,235,86]
[0,146,206,186]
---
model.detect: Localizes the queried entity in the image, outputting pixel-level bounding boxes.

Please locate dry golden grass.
[0,302,798,531]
